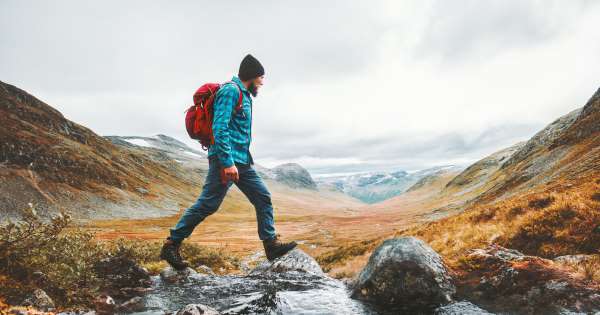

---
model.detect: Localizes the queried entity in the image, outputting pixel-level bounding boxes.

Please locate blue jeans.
[169,156,277,242]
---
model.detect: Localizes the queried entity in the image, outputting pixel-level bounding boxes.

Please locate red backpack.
[185,82,242,150]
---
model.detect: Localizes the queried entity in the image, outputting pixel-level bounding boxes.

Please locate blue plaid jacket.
[207,76,254,167]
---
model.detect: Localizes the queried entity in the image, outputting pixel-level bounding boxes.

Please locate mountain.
[0,81,207,220]
[325,87,600,283]
[316,166,462,204]
[269,163,317,190]
[397,86,600,266]
[105,135,209,171]
[442,142,526,197]
[106,136,319,191]
[0,80,362,221]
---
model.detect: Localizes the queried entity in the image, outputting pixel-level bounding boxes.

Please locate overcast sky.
[2,1,599,176]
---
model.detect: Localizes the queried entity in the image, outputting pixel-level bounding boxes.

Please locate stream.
[133,249,380,315]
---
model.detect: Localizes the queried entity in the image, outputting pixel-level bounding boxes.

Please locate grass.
[555,255,600,282]
[316,238,380,272]
[311,177,600,279]
[397,179,600,266]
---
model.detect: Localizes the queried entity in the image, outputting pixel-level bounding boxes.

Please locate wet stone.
[138,249,377,314]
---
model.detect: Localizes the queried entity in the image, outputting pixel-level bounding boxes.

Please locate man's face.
[248,75,264,97]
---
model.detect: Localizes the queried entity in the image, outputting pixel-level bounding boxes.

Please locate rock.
[351,237,455,312]
[434,301,494,314]
[94,294,116,315]
[93,255,152,299]
[458,245,600,314]
[196,265,216,275]
[160,266,198,283]
[22,288,55,311]
[557,309,588,315]
[249,249,324,276]
[176,304,220,315]
[118,296,145,313]
[553,254,596,265]
[139,251,377,314]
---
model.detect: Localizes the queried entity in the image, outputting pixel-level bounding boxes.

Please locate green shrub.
[0,205,107,307]
[0,205,240,309]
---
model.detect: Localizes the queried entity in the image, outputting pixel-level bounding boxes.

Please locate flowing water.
[133,249,380,315]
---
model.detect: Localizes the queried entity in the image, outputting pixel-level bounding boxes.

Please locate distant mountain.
[106,136,319,191]
[269,163,317,190]
[105,135,209,171]
[316,166,462,204]
[106,134,206,160]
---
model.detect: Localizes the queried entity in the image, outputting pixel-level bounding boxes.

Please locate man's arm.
[212,83,239,168]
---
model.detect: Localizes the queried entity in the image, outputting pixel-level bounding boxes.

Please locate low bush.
[0,205,240,309]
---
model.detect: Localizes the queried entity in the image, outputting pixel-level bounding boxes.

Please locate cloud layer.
[2,0,599,175]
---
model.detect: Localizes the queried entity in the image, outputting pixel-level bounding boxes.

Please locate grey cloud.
[254,122,540,170]
[1,1,598,174]
[0,1,380,94]
[414,1,589,62]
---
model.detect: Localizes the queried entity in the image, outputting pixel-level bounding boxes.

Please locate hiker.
[161,54,297,270]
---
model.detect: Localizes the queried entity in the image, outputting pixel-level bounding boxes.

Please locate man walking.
[161,54,297,270]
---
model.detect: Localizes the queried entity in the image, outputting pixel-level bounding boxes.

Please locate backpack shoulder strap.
[227,81,243,112]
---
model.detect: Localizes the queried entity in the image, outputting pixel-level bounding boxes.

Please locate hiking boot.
[160,239,189,270]
[263,234,297,261]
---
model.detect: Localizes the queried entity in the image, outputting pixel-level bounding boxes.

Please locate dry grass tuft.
[316,239,379,273]
[528,196,555,209]
[398,180,600,267]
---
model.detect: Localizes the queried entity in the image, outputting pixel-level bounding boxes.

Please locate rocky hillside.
[443,142,525,194]
[323,87,599,288]
[429,90,598,208]
[393,88,600,312]
[373,89,598,220]
[476,105,596,202]
[0,81,204,220]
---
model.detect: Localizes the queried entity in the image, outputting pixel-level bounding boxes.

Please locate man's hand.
[223,165,239,182]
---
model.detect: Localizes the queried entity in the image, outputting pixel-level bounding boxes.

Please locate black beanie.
[238,54,265,81]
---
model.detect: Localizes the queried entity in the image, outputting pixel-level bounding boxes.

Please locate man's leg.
[234,164,276,241]
[235,164,297,260]
[169,157,233,242]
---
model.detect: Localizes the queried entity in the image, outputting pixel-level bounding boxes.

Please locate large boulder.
[249,248,324,276]
[351,237,455,312]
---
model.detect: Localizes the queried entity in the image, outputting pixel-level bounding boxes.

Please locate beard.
[248,83,258,97]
